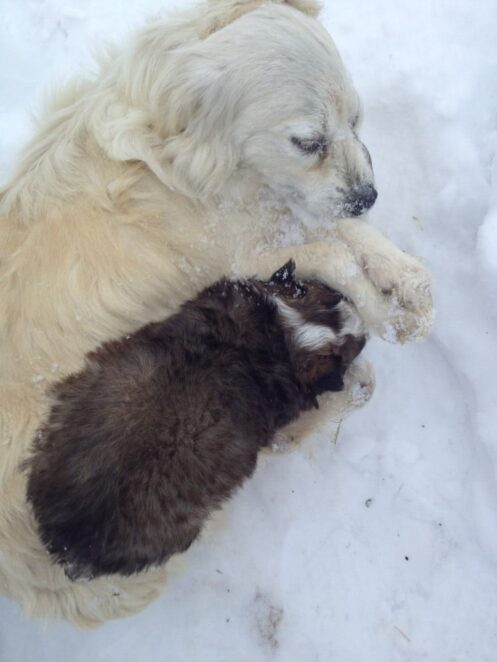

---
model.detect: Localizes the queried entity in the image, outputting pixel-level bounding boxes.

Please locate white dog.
[0,0,432,625]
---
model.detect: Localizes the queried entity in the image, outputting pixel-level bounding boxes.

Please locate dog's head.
[222,4,377,220]
[265,260,367,392]
[97,0,376,221]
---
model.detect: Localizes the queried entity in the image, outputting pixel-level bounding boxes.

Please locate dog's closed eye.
[291,135,328,158]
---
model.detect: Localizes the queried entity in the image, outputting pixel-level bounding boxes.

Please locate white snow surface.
[1,1,497,660]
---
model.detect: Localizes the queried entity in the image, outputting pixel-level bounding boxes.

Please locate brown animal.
[25,261,366,580]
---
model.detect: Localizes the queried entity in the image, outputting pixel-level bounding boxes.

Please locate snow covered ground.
[1,0,497,659]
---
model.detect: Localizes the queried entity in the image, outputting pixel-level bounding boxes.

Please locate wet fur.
[26,265,365,580]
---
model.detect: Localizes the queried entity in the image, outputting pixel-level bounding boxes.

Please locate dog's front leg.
[268,359,376,451]
[336,219,433,342]
[236,240,393,337]
[236,241,379,446]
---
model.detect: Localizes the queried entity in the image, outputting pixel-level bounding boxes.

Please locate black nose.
[345,185,378,216]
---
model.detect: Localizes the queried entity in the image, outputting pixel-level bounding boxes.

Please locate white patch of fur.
[275,297,366,350]
[274,298,338,350]
[295,321,340,351]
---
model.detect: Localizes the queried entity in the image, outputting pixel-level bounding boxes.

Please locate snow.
[1,0,497,660]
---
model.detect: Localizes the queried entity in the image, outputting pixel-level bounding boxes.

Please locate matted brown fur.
[25,262,365,580]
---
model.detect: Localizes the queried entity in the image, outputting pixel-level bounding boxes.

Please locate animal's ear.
[91,98,175,189]
[91,65,238,199]
[270,259,297,284]
[199,0,322,37]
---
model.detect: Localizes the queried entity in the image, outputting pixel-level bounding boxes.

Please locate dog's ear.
[91,98,176,189]
[270,259,297,284]
[91,57,238,199]
[199,0,321,37]
[161,72,239,199]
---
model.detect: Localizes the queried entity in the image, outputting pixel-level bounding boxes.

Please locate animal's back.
[26,296,294,578]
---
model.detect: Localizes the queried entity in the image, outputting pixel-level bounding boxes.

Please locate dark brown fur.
[25,261,365,579]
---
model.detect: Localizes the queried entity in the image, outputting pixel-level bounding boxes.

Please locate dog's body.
[0,0,432,624]
[25,264,366,581]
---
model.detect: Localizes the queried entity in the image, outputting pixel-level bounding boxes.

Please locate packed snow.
[1,0,497,660]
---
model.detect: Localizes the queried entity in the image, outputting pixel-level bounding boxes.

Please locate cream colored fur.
[0,0,432,626]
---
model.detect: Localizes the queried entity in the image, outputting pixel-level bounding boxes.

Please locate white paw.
[264,359,375,453]
[343,358,376,408]
[269,431,297,454]
[361,250,433,343]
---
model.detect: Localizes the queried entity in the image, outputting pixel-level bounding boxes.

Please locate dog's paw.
[263,360,375,452]
[343,359,376,409]
[361,250,433,343]
[268,431,297,454]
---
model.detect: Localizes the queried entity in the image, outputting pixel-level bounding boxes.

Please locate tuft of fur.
[198,0,322,37]
[25,265,365,580]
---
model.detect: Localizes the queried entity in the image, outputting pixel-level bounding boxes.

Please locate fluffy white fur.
[274,297,365,350]
[0,0,432,626]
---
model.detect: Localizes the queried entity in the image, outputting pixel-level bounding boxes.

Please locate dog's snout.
[346,184,378,216]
